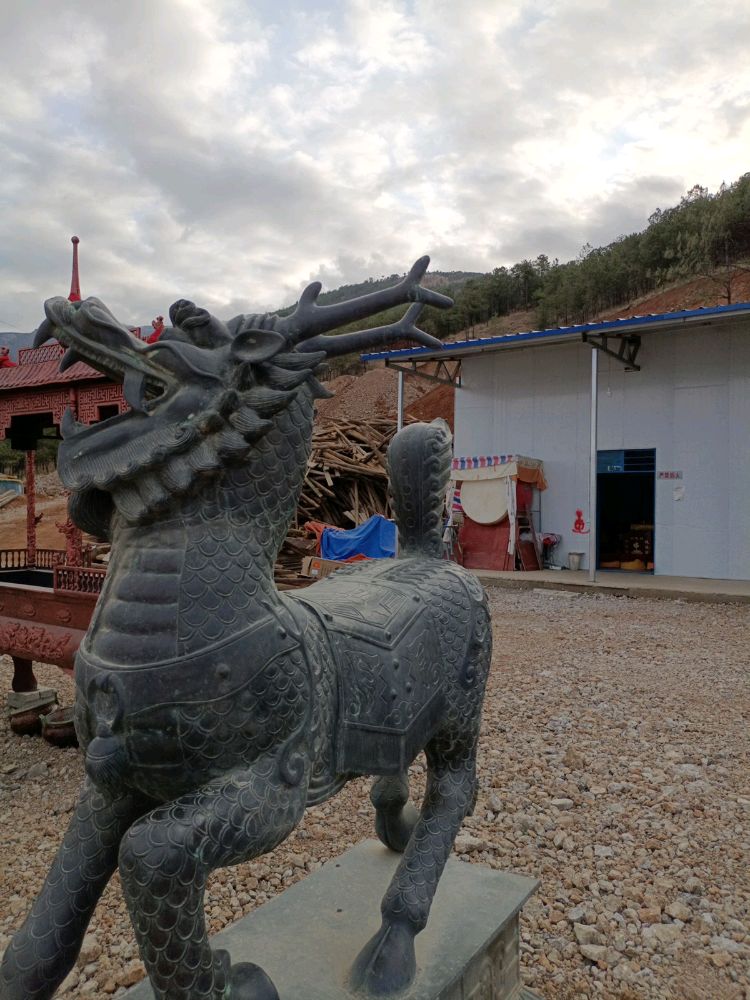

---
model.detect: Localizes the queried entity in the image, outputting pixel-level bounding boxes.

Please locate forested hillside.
[295,174,750,351]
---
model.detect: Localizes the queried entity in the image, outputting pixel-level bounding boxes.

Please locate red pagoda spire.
[68,236,81,302]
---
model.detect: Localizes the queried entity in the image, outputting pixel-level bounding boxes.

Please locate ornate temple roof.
[0,344,103,391]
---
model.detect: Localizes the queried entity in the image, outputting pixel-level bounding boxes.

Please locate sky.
[1,0,749,332]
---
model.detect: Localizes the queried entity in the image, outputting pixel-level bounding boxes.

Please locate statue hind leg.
[0,780,143,1000]
[351,726,481,996]
[371,772,420,853]
[118,753,309,1000]
[351,601,491,998]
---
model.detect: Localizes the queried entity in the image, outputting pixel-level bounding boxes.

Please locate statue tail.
[387,419,452,558]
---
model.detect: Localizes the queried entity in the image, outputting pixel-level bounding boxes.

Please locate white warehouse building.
[364,303,750,582]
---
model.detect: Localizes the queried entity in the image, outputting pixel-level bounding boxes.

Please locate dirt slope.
[315,365,432,422]
[599,270,750,319]
[0,496,70,550]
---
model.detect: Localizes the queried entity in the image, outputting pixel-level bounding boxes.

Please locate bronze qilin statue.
[0,258,491,1000]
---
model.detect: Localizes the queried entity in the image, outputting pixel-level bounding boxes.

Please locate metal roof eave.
[361,300,750,364]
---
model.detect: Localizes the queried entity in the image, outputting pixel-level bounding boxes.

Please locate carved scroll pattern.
[76,385,128,425]
[0,622,72,662]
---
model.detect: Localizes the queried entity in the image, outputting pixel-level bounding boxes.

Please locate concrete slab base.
[474,568,750,604]
[125,839,539,1000]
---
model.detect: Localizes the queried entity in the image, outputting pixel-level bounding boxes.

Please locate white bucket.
[568,552,584,571]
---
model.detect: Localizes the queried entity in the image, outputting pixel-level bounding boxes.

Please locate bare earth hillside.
[315,365,432,422]
[600,270,750,319]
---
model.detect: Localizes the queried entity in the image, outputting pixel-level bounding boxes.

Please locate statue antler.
[279,256,452,354]
[298,303,436,357]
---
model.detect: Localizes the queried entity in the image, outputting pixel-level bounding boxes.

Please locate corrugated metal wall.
[454,324,750,580]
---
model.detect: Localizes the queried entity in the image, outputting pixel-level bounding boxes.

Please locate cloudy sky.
[1,0,749,332]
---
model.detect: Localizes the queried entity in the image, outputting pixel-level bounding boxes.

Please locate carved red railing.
[18,344,66,366]
[54,565,107,595]
[0,549,28,569]
[36,548,67,569]
[0,548,67,570]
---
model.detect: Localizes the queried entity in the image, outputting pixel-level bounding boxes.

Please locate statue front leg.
[118,753,309,1000]
[0,780,143,1000]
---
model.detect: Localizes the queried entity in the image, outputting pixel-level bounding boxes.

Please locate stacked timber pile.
[275,416,399,588]
[299,417,394,524]
[274,530,317,586]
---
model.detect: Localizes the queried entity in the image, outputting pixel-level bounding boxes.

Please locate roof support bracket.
[385,358,462,387]
[582,332,641,371]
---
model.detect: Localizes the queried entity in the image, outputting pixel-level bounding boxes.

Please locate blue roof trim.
[361,300,750,362]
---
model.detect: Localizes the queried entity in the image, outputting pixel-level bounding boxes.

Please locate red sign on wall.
[572,509,590,535]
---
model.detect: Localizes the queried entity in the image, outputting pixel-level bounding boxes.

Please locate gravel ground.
[1,586,748,999]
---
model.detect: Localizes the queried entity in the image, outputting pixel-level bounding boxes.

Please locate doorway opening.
[597,449,655,572]
[96,404,119,422]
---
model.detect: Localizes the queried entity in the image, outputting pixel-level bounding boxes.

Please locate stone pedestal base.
[6,688,56,713]
[6,687,57,736]
[125,840,538,1000]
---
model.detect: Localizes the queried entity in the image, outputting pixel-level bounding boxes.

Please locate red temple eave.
[0,358,102,391]
[0,343,128,443]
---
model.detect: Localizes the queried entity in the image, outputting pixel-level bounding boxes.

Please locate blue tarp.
[321,514,397,561]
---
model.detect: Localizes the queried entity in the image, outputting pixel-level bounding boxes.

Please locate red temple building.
[0,238,151,718]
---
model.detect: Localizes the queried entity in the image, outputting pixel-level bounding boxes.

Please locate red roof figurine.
[0,347,16,368]
[146,315,165,344]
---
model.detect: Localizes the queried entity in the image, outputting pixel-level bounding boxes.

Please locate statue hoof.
[228,961,280,1000]
[350,920,416,995]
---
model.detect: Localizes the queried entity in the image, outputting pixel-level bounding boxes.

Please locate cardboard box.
[301,556,349,579]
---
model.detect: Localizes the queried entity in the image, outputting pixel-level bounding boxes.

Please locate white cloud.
[1,0,749,331]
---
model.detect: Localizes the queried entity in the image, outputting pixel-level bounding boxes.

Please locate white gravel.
[1,586,748,999]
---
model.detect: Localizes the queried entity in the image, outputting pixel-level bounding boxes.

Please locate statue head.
[36,257,452,536]
[37,296,328,533]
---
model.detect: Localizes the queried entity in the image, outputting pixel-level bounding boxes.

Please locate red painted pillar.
[26,450,36,567]
[57,517,83,566]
